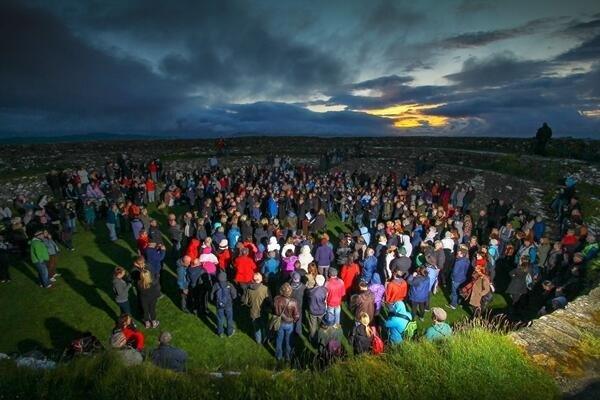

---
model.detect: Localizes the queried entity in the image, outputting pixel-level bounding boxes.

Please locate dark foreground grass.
[0,328,558,400]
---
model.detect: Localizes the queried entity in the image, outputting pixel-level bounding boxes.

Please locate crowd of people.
[0,150,597,369]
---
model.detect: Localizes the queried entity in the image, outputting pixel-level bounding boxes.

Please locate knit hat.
[432,307,447,322]
[291,272,301,283]
[219,239,228,249]
[315,274,326,286]
[490,238,499,246]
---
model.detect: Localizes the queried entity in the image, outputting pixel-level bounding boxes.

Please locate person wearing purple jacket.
[368,272,385,315]
[315,237,334,276]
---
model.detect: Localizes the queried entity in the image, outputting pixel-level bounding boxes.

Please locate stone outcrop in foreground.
[511,286,600,397]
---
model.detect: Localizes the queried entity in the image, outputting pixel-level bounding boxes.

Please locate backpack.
[371,328,385,355]
[66,333,103,358]
[216,284,232,308]
[397,313,418,340]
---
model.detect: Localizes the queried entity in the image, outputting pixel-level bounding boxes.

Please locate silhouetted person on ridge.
[534,122,552,156]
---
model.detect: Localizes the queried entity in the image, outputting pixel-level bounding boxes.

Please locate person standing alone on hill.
[534,122,552,156]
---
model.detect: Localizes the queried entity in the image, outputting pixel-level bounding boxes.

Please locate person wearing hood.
[242,273,270,343]
[211,271,238,337]
[306,274,328,343]
[298,244,314,272]
[261,250,280,286]
[384,301,413,345]
[290,272,306,336]
[368,272,386,314]
[314,238,334,276]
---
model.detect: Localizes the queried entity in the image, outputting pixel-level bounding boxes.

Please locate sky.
[1,0,599,138]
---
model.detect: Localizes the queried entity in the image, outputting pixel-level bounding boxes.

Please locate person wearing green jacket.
[30,231,51,288]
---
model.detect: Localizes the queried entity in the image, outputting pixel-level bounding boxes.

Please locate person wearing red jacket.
[185,238,201,260]
[234,248,257,287]
[340,259,360,297]
[385,269,408,305]
[325,268,346,326]
[217,239,231,271]
[113,314,144,351]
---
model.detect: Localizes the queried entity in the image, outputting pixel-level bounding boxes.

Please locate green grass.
[0,212,514,370]
[0,329,558,400]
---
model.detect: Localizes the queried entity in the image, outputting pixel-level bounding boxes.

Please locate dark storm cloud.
[176,102,395,136]
[78,0,348,99]
[456,0,495,14]
[0,1,182,126]
[556,34,600,61]
[363,0,426,33]
[444,53,548,88]
[437,17,568,49]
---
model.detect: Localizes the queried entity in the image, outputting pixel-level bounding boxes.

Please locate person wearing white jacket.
[298,245,314,271]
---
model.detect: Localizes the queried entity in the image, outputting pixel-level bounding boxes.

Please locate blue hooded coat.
[384,301,412,344]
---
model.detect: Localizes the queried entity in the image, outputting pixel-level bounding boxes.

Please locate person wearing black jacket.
[137,269,161,329]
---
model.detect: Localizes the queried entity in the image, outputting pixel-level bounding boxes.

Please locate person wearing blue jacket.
[449,247,469,309]
[361,249,377,283]
[267,195,278,219]
[384,301,412,344]
[227,224,241,249]
[145,242,166,279]
[261,250,280,287]
[407,266,430,320]
[176,255,191,312]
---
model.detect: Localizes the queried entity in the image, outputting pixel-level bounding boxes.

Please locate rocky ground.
[511,286,600,399]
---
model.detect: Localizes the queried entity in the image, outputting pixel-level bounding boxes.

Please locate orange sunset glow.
[361,103,449,128]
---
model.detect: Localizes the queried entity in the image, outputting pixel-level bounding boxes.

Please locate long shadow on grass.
[44,317,85,351]
[60,268,118,321]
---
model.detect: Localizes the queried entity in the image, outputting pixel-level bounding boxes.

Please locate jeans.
[326,306,341,325]
[318,265,330,277]
[147,191,155,203]
[340,211,348,223]
[450,280,463,307]
[106,223,117,241]
[117,300,131,315]
[276,322,294,360]
[216,306,234,335]
[252,316,266,344]
[35,262,50,287]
